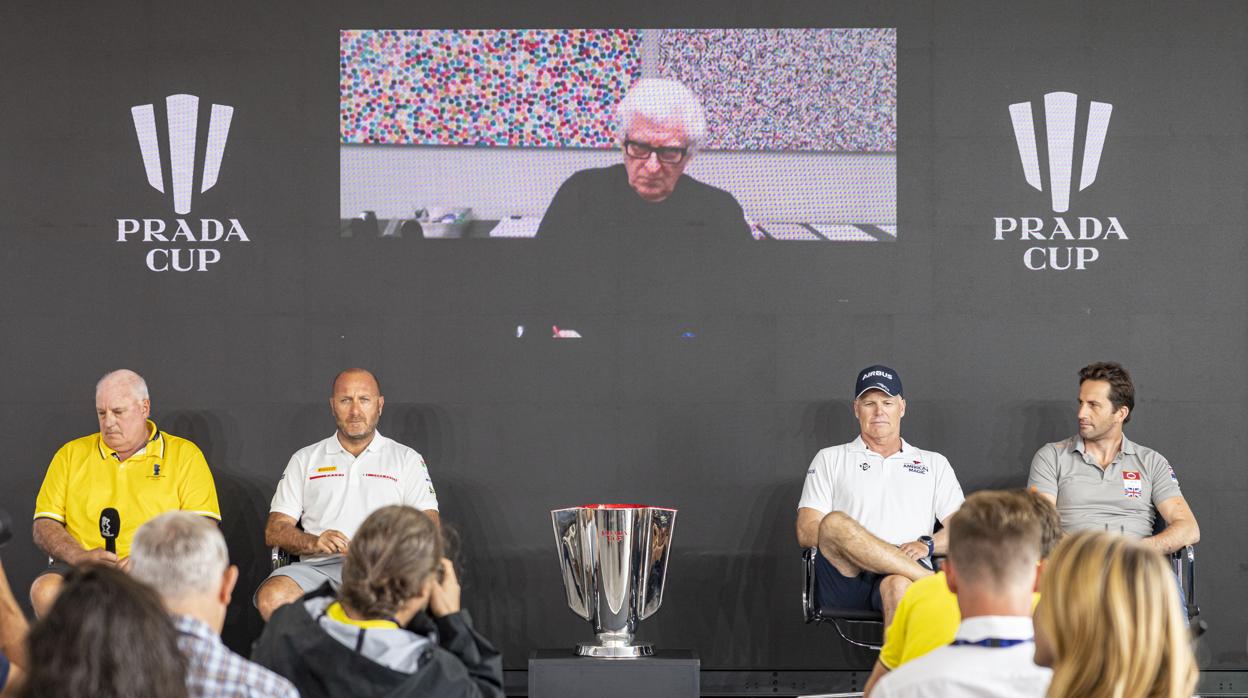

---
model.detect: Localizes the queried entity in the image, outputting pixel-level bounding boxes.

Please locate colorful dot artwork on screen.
[340,29,641,148]
[340,28,895,152]
[657,29,896,152]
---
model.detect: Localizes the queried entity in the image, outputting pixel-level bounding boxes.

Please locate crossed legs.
[817,511,933,626]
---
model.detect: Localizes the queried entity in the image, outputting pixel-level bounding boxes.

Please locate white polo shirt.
[871,616,1051,698]
[798,436,963,545]
[270,431,439,561]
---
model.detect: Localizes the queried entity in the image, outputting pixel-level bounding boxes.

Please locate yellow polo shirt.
[33,420,221,558]
[880,572,1041,669]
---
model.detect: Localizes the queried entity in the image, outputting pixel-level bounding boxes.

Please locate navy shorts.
[814,550,884,612]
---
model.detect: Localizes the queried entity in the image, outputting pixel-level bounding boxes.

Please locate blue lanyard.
[951,637,1033,649]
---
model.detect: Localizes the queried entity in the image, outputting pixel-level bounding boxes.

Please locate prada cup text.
[116,218,250,272]
[993,216,1126,271]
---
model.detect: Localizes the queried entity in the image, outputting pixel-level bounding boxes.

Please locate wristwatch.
[919,535,934,558]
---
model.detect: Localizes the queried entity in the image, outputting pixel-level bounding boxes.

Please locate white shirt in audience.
[871,615,1051,698]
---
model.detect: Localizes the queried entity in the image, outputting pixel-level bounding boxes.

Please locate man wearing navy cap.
[796,365,965,625]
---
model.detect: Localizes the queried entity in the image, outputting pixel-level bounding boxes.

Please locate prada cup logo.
[1008,92,1112,213]
[994,92,1126,271]
[117,94,248,273]
[131,94,234,215]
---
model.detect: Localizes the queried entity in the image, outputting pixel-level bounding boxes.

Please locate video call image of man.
[1027,362,1199,553]
[256,368,441,621]
[796,365,965,626]
[535,77,752,247]
[30,369,222,617]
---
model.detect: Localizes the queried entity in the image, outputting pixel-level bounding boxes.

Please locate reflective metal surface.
[551,504,677,658]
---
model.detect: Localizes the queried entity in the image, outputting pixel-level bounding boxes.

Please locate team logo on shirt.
[859,462,871,471]
[146,462,164,480]
[364,473,399,483]
[1122,470,1143,498]
[1168,465,1178,482]
[902,460,928,475]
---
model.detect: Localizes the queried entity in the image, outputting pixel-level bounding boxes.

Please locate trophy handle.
[551,508,594,621]
[638,507,677,620]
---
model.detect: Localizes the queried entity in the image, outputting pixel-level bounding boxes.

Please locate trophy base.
[576,641,654,658]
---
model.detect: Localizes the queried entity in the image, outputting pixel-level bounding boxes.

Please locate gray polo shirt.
[1027,435,1183,538]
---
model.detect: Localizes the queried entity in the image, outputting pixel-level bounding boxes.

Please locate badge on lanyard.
[1122,470,1143,498]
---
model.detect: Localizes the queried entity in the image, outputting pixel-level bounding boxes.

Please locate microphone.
[100,508,120,554]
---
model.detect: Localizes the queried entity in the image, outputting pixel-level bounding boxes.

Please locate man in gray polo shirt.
[1028,362,1199,553]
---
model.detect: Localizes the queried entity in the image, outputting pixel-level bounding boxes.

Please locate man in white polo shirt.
[255,368,439,621]
[796,365,964,625]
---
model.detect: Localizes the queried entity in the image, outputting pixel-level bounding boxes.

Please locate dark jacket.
[251,585,504,698]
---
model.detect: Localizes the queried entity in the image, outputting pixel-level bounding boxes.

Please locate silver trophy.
[551,504,677,658]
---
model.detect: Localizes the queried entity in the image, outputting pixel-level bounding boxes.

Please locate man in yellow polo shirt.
[862,489,1061,697]
[29,369,220,616]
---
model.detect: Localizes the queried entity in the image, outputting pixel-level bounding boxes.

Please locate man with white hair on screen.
[131,511,298,698]
[536,77,751,242]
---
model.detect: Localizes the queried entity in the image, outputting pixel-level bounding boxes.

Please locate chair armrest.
[1171,544,1198,620]
[271,546,292,571]
[802,547,818,623]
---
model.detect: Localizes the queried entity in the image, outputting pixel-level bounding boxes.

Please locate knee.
[30,574,63,617]
[879,574,911,602]
[818,510,854,540]
[256,577,299,621]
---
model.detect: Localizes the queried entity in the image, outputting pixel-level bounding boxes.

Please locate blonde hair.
[947,489,1058,586]
[1037,530,1197,698]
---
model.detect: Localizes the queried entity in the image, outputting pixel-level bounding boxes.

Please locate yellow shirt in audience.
[879,571,1040,670]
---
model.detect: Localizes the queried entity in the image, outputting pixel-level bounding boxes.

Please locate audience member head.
[616,78,706,202]
[1034,530,1196,698]
[95,368,152,457]
[943,490,1052,610]
[130,511,238,633]
[339,505,443,625]
[20,565,188,698]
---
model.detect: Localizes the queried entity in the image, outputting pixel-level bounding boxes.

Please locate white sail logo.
[131,94,234,215]
[1008,91,1112,213]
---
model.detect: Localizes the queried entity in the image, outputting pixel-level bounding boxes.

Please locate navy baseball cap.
[854,365,903,399]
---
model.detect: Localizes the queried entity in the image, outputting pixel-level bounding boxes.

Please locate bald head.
[332,368,380,396]
[96,369,149,402]
[330,369,384,453]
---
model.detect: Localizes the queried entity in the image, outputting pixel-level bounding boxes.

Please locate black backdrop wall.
[2,0,1245,678]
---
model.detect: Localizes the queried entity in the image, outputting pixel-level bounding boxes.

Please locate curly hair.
[20,565,188,698]
[339,506,443,619]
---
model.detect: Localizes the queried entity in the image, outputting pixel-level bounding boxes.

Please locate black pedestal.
[528,649,700,698]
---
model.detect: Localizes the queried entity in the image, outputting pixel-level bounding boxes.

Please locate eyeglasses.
[624,140,688,164]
